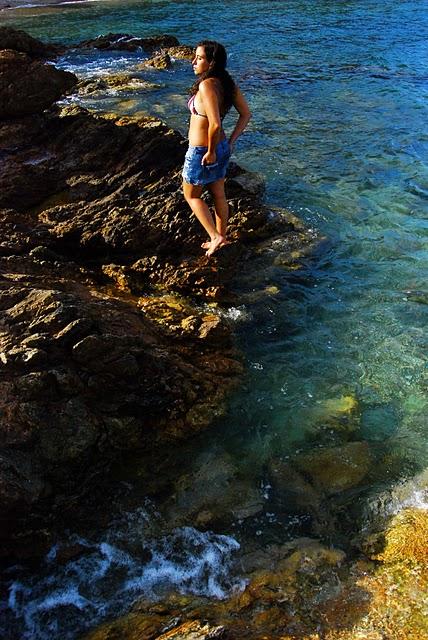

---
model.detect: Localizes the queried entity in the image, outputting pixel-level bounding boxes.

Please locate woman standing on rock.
[183,40,251,256]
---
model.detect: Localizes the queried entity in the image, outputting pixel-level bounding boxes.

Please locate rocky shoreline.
[1,27,427,640]
[0,27,316,558]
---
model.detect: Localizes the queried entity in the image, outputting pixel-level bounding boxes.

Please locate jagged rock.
[0,32,319,559]
[0,26,64,58]
[0,49,77,118]
[140,52,172,70]
[0,278,244,552]
[77,33,179,53]
[166,45,194,60]
[155,621,225,639]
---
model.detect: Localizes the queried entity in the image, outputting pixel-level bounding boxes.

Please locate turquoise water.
[1,1,428,637]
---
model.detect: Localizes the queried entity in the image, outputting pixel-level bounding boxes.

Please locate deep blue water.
[1,1,427,638]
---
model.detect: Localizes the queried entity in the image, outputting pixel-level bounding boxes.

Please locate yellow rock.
[310,394,359,433]
[322,395,358,415]
[265,285,279,294]
[375,507,428,564]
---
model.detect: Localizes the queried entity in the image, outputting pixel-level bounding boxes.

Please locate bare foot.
[206,234,226,257]
[201,238,230,250]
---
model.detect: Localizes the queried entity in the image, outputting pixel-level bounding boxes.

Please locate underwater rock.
[314,394,359,431]
[268,458,322,512]
[359,402,399,441]
[163,450,263,529]
[76,74,160,95]
[295,441,372,495]
[0,49,77,118]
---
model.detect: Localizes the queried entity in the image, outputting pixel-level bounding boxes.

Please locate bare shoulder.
[199,77,221,94]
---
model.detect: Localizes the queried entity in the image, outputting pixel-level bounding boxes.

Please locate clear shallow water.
[1,0,428,637]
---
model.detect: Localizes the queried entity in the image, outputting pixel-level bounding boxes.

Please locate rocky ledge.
[0,28,317,557]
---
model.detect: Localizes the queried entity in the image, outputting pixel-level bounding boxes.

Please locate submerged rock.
[163,450,263,529]
[294,441,372,495]
[76,74,161,95]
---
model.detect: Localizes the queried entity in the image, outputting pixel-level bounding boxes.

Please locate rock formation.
[0,49,76,118]
[0,29,316,556]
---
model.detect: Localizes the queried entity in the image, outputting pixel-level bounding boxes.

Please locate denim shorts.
[182,139,231,186]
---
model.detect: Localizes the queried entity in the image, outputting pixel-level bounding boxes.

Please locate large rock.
[0,274,243,553]
[0,49,77,118]
[294,441,372,495]
[0,26,63,58]
[77,33,179,53]
[163,450,264,529]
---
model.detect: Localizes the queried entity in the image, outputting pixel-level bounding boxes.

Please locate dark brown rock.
[0,26,64,58]
[77,33,179,53]
[0,50,77,118]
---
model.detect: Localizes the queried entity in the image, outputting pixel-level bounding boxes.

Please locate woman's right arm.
[229,85,252,149]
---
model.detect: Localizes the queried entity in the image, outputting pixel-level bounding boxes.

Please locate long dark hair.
[190,40,236,114]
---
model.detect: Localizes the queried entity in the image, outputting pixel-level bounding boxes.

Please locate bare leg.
[200,178,230,249]
[208,178,228,236]
[183,181,225,256]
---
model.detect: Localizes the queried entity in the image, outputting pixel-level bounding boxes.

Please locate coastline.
[1,23,427,640]
[0,0,103,10]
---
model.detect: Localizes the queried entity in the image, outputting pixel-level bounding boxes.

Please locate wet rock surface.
[83,525,428,640]
[0,30,318,557]
[76,33,180,53]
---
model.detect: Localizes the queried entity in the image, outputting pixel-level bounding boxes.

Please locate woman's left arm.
[199,79,222,165]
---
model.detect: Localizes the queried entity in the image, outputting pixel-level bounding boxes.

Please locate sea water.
[1,1,427,637]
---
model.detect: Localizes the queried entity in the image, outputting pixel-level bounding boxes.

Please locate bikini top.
[187,94,207,118]
[188,94,227,122]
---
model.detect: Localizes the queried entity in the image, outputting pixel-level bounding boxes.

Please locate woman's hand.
[201,150,217,165]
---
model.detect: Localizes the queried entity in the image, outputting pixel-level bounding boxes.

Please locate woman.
[182,40,251,256]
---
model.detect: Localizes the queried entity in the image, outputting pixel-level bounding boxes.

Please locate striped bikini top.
[187,94,207,118]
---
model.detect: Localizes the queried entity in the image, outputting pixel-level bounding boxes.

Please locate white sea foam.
[2,516,244,640]
[215,305,251,322]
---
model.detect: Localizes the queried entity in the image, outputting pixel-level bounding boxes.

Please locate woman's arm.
[199,78,222,165]
[229,85,252,149]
